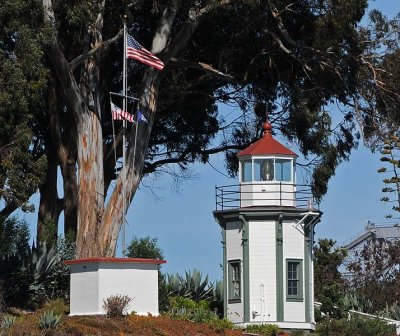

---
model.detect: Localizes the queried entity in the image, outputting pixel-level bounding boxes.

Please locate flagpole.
[122,17,127,257]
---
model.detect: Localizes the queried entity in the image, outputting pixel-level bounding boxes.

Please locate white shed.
[214,120,322,332]
[65,257,166,316]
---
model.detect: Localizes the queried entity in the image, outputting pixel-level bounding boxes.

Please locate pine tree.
[378,133,400,218]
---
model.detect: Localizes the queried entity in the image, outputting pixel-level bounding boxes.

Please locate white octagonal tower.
[214,120,322,332]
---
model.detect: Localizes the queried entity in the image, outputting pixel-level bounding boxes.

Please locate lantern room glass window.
[254,159,274,181]
[275,159,292,182]
[241,160,252,182]
[240,158,294,182]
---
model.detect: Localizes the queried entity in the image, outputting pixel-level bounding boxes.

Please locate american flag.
[126,34,164,70]
[137,111,148,123]
[111,102,134,123]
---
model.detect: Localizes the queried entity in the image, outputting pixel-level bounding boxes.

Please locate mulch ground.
[8,313,244,336]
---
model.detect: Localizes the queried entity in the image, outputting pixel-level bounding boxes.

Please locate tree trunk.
[75,111,104,257]
[37,145,62,245]
[60,151,78,240]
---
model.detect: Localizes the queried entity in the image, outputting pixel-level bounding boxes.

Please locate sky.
[18,0,400,282]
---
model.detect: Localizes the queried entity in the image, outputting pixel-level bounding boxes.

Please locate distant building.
[213,120,322,332]
[342,220,400,277]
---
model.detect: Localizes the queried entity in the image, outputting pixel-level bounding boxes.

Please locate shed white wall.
[283,220,305,322]
[248,220,276,322]
[98,263,159,316]
[69,262,160,316]
[70,263,99,315]
[226,220,244,323]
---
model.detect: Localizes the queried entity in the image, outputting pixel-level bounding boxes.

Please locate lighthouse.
[213,119,322,331]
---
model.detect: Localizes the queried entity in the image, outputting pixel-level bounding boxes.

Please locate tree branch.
[169,58,243,85]
[144,144,246,174]
[70,29,123,70]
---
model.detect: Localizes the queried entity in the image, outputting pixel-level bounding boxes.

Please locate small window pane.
[254,160,261,181]
[287,260,302,301]
[241,161,252,182]
[275,159,292,182]
[254,159,274,181]
[229,261,241,301]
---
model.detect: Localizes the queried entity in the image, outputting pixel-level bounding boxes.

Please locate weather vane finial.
[262,109,272,138]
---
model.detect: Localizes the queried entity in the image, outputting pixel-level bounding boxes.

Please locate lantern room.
[237,121,298,207]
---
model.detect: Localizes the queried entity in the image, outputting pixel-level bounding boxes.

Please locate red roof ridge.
[64,257,166,265]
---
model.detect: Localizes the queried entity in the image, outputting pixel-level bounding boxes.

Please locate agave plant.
[167,269,214,302]
[341,292,373,313]
[0,239,73,308]
[38,309,62,330]
[0,315,16,335]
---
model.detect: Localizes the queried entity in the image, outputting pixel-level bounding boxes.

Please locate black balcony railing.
[215,183,318,210]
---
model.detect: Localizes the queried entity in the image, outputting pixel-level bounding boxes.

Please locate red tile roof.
[64,257,166,265]
[237,121,297,157]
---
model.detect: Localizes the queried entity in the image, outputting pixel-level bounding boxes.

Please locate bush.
[43,298,68,316]
[168,296,227,326]
[102,295,132,318]
[316,316,396,336]
[244,323,281,335]
[208,318,234,330]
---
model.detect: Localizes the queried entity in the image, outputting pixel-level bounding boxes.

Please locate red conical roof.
[237,121,297,157]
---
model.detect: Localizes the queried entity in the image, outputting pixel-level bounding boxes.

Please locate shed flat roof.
[64,257,166,265]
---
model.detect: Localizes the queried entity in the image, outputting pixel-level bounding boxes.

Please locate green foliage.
[313,239,347,318]
[244,323,281,335]
[40,217,58,248]
[0,223,74,309]
[346,239,400,313]
[102,295,132,318]
[315,316,395,336]
[377,133,400,218]
[2,0,378,243]
[167,269,214,302]
[37,309,61,331]
[126,236,164,260]
[168,296,218,324]
[0,216,30,257]
[207,318,234,330]
[0,315,15,335]
[0,0,48,216]
[341,293,373,313]
[43,299,69,316]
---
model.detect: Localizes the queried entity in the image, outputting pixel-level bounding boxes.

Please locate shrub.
[208,318,235,330]
[102,295,132,318]
[316,316,395,336]
[38,309,62,330]
[43,298,68,316]
[244,323,281,335]
[168,295,226,325]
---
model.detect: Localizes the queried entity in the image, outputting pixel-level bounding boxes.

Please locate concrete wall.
[70,263,100,315]
[98,263,159,316]
[68,259,161,316]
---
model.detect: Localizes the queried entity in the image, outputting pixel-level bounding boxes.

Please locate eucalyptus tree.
[1,0,374,257]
